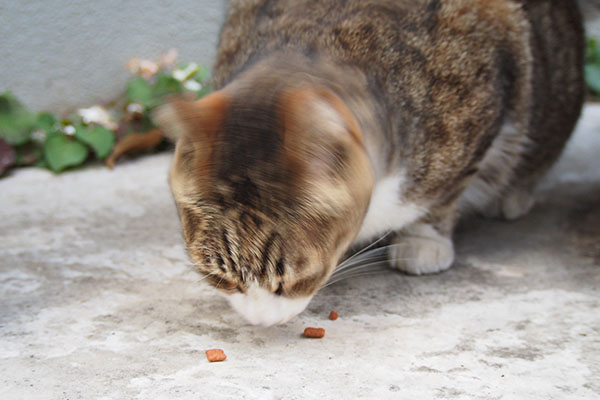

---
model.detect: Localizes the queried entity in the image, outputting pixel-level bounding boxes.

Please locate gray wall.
[0,0,226,113]
[580,0,600,38]
[2,0,600,114]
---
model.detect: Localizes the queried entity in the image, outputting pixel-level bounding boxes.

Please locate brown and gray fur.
[155,0,584,325]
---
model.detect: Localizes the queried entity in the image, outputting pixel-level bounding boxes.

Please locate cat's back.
[214,0,528,90]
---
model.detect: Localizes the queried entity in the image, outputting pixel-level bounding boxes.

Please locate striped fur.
[155,0,584,325]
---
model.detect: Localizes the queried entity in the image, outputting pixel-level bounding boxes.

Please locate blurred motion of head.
[154,72,373,326]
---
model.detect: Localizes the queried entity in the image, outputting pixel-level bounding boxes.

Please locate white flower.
[63,125,76,136]
[126,57,159,79]
[77,106,117,130]
[138,60,158,79]
[126,102,144,115]
[173,62,199,82]
[183,79,202,92]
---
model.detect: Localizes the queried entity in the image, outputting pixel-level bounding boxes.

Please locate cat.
[154,0,584,326]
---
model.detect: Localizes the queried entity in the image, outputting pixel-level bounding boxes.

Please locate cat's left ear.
[281,87,364,146]
[281,86,368,181]
[281,86,374,215]
[152,91,229,142]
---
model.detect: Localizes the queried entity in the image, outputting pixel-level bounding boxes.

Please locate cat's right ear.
[152,91,229,142]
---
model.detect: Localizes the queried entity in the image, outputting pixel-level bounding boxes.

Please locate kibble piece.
[205,349,227,362]
[303,327,326,338]
[328,311,338,320]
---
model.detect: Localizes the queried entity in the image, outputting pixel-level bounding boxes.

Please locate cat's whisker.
[337,231,392,269]
[190,263,219,270]
[334,237,450,272]
[190,246,218,253]
[330,262,391,279]
[196,270,220,283]
[189,244,218,251]
[333,254,389,273]
[326,255,420,285]
[329,265,388,281]
[335,248,388,271]
[333,244,414,272]
[323,266,391,288]
[324,273,381,288]
[329,267,384,282]
[214,274,226,290]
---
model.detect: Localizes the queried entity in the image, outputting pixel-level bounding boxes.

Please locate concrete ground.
[1,105,599,400]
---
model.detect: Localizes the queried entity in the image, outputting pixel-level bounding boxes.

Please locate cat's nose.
[224,284,312,326]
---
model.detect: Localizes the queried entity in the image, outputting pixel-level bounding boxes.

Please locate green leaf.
[116,115,156,139]
[126,77,154,108]
[585,64,600,94]
[126,75,182,109]
[152,73,182,99]
[192,64,211,83]
[586,38,595,64]
[0,92,37,145]
[75,124,115,159]
[34,158,48,169]
[44,132,89,172]
[35,112,57,132]
[586,38,600,66]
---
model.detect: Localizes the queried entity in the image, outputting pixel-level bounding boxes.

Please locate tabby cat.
[155,0,584,326]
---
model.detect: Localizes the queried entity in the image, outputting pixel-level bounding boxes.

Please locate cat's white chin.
[225,285,312,326]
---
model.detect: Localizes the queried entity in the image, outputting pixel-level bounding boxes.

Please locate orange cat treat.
[205,349,227,362]
[303,327,326,338]
[328,311,338,320]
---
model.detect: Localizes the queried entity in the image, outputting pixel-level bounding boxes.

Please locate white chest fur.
[354,174,424,244]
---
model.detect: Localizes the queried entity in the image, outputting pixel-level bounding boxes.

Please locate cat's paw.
[388,224,455,275]
[500,188,535,220]
[480,187,535,220]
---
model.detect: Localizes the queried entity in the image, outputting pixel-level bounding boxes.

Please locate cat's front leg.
[388,215,456,275]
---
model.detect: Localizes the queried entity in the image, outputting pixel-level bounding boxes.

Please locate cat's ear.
[281,87,364,146]
[281,87,373,215]
[152,91,229,142]
[281,87,366,179]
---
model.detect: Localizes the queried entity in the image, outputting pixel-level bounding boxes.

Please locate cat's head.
[154,85,373,326]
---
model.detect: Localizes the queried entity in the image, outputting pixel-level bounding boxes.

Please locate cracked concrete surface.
[1,105,599,399]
